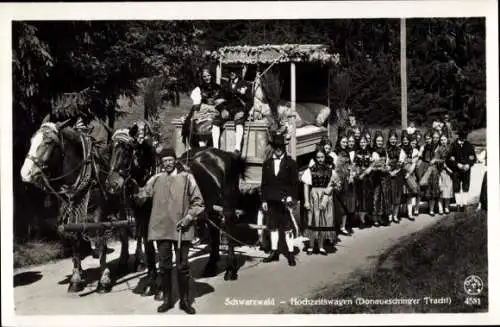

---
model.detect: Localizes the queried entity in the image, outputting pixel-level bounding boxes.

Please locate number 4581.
[465,297,481,305]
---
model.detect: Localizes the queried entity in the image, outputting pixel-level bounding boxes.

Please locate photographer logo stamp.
[464,275,483,296]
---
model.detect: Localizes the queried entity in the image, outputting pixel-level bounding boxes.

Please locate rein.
[30,129,97,206]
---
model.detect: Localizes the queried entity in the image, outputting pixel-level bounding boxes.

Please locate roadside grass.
[14,241,65,269]
[286,210,488,314]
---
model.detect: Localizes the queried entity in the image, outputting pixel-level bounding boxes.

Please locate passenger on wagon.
[214,71,253,156]
[187,68,225,147]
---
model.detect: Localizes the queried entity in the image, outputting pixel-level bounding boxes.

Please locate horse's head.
[105,129,136,195]
[20,120,71,186]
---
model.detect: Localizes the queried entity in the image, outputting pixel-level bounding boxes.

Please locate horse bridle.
[109,140,134,179]
[27,126,86,204]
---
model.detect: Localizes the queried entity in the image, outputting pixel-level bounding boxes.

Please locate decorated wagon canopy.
[212,44,340,65]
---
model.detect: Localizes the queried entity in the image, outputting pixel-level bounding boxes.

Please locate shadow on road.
[14,271,43,287]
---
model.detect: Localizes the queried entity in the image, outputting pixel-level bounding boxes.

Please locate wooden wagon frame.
[172,44,340,186]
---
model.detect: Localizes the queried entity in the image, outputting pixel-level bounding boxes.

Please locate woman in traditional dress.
[402,134,421,219]
[334,134,355,235]
[386,130,406,223]
[354,135,374,228]
[301,146,338,255]
[363,130,373,151]
[371,131,390,226]
[436,133,454,214]
[417,129,441,216]
[309,136,335,168]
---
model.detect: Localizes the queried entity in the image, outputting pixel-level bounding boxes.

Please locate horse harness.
[32,124,105,228]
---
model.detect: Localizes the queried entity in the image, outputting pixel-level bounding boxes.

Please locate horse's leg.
[202,212,220,277]
[224,240,238,281]
[142,210,159,296]
[133,210,147,272]
[117,226,130,271]
[96,229,113,293]
[116,203,130,270]
[142,238,158,297]
[68,233,86,292]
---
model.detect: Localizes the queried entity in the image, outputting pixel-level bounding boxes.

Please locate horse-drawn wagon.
[172,44,341,185]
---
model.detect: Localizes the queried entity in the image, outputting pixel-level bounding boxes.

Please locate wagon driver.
[134,147,205,314]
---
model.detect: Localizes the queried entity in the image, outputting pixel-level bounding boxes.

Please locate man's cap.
[158,147,176,159]
[457,130,468,139]
[269,133,287,147]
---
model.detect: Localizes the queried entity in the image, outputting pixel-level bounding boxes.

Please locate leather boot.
[141,270,157,297]
[157,270,174,313]
[287,252,296,266]
[178,272,196,314]
[262,250,279,263]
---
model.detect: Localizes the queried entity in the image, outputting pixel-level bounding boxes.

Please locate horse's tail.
[232,154,249,181]
[181,106,196,146]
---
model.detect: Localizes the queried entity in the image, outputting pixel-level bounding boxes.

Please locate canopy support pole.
[216,59,222,85]
[290,62,297,159]
[400,18,408,129]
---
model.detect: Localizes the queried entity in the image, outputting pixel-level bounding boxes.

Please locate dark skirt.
[372,171,391,216]
[416,161,440,200]
[355,174,373,212]
[341,178,357,214]
[388,171,404,206]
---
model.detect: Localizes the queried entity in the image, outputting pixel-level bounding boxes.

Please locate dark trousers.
[267,201,293,231]
[452,171,471,193]
[156,240,192,303]
[157,240,190,276]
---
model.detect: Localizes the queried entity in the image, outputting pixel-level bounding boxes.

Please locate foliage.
[12,18,486,243]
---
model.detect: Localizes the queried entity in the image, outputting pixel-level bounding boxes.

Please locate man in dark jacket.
[260,133,299,266]
[446,131,477,212]
[135,147,205,314]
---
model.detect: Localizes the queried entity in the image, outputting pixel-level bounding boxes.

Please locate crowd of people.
[296,111,483,256]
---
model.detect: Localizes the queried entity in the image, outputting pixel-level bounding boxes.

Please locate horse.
[178,147,249,280]
[20,121,130,293]
[105,127,159,294]
[106,141,250,285]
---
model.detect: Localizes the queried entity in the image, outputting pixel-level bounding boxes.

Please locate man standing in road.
[446,130,476,212]
[260,133,299,266]
[135,148,205,314]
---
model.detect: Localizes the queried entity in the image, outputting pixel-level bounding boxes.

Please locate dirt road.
[13,165,485,315]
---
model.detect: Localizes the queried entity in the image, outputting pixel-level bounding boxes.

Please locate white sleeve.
[190,87,202,105]
[301,168,313,186]
[331,152,339,166]
[399,149,406,163]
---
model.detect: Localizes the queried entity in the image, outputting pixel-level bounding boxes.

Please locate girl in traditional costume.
[301,146,338,255]
[436,134,454,214]
[371,131,390,226]
[418,129,441,216]
[354,135,374,228]
[402,134,421,219]
[386,130,406,223]
[334,134,354,235]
